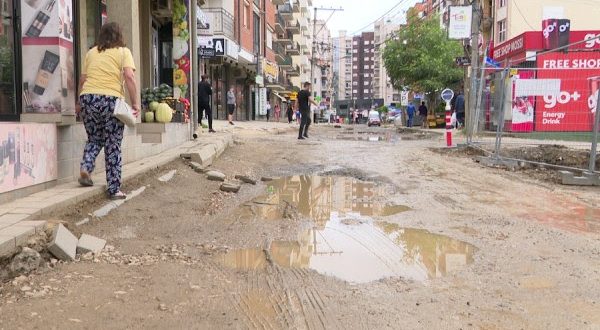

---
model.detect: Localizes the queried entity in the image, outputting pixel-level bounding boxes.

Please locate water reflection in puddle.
[218,176,476,283]
[218,215,476,283]
[250,175,408,222]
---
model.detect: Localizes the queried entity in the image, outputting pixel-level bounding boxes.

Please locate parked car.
[367,110,381,127]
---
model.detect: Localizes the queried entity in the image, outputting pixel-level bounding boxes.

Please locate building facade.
[333,30,353,103]
[351,32,375,106]
[373,18,399,105]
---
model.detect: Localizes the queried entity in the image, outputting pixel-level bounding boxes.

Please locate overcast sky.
[311,0,420,37]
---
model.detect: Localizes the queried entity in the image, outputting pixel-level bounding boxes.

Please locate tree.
[383,14,463,103]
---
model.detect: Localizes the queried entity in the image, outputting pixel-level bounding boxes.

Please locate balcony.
[278,4,293,19]
[288,65,301,76]
[277,54,293,68]
[299,17,308,32]
[274,31,294,46]
[287,19,300,34]
[292,0,300,13]
[275,13,286,34]
[203,8,234,40]
[272,0,286,4]
[286,42,300,55]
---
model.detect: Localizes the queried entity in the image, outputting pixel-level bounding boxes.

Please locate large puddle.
[218,176,476,283]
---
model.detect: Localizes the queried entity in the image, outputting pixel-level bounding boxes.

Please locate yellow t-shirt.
[80,46,136,98]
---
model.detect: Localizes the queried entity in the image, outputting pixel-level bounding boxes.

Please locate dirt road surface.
[1,125,599,329]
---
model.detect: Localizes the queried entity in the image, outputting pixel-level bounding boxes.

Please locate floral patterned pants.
[80,94,125,195]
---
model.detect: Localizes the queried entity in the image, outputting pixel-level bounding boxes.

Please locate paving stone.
[48,224,78,261]
[206,171,226,182]
[15,221,47,233]
[0,214,30,230]
[220,182,241,193]
[0,225,36,247]
[0,235,16,257]
[234,175,257,185]
[77,234,107,254]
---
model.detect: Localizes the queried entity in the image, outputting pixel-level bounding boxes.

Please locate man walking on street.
[418,101,428,128]
[226,86,236,125]
[198,75,215,133]
[296,82,318,140]
[453,91,465,129]
[406,102,416,128]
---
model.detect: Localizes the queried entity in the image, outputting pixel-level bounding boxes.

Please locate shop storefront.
[489,26,600,133]
[0,0,196,198]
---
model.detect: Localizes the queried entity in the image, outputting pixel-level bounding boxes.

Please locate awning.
[273,92,287,102]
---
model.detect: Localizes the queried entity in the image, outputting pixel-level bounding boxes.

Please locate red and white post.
[445,101,452,147]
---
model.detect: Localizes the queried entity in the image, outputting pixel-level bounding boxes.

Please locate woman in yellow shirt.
[77,22,139,200]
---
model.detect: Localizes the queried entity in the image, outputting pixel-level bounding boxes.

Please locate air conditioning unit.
[152,0,173,18]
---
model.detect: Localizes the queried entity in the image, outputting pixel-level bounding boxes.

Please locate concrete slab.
[560,171,600,186]
[0,214,30,230]
[77,234,106,254]
[234,175,257,185]
[0,235,16,257]
[220,182,241,193]
[14,221,48,234]
[48,224,78,261]
[206,171,226,182]
[0,225,35,247]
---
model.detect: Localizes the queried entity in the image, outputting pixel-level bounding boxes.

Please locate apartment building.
[373,18,400,105]
[352,32,375,105]
[333,30,353,102]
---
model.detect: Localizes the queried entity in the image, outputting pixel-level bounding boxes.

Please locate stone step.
[0,221,47,257]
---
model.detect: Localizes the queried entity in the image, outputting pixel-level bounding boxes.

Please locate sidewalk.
[0,121,294,258]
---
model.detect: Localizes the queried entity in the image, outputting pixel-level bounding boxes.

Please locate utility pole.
[310,7,343,96]
[466,0,481,140]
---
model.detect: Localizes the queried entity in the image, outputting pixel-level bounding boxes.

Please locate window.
[353,89,358,93]
[266,29,273,49]
[498,0,507,7]
[364,89,369,93]
[364,40,369,45]
[353,65,357,69]
[497,19,507,42]
[353,81,358,86]
[364,81,369,86]
[353,41,358,45]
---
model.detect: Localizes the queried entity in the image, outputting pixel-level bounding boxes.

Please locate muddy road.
[1,125,599,329]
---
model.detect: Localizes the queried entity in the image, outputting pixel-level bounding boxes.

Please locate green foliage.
[383,14,463,97]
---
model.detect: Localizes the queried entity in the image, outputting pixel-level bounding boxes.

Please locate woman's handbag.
[113,48,136,127]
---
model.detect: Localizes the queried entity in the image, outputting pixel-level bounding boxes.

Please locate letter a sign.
[213,38,225,56]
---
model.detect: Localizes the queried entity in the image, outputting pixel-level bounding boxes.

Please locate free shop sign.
[535,52,600,132]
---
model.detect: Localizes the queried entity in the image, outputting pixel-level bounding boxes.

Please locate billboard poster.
[535,52,600,132]
[511,71,535,132]
[172,0,191,101]
[448,6,472,40]
[0,123,57,194]
[21,0,75,114]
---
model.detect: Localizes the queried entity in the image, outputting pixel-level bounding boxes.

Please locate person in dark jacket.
[198,75,215,133]
[418,101,428,128]
[452,91,465,128]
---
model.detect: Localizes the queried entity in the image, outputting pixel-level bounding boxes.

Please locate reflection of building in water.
[378,222,476,279]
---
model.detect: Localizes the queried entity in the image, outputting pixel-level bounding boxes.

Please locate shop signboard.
[0,123,57,194]
[172,0,191,100]
[262,59,279,83]
[448,6,472,40]
[511,71,535,132]
[535,52,600,132]
[212,38,225,56]
[21,0,76,114]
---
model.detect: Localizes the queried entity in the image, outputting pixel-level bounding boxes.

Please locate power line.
[349,0,412,36]
[513,1,536,30]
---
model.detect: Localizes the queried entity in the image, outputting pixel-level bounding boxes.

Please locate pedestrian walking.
[227,86,236,125]
[266,101,271,121]
[418,101,428,128]
[198,74,215,132]
[286,103,293,123]
[406,102,416,127]
[453,91,465,128]
[76,22,139,200]
[296,82,318,140]
[274,103,281,122]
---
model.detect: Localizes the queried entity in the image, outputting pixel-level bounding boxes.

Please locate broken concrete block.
[180,153,192,160]
[189,162,208,173]
[234,175,257,185]
[261,176,274,182]
[220,182,241,193]
[47,224,77,261]
[206,171,226,182]
[77,234,106,254]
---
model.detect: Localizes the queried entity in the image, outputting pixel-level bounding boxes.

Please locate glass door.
[0,0,20,119]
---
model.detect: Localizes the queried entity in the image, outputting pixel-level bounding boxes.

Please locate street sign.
[213,38,225,56]
[199,48,215,58]
[441,88,454,102]
[455,56,471,66]
[400,91,409,106]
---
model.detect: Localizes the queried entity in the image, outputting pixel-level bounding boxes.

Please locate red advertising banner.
[535,52,600,132]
